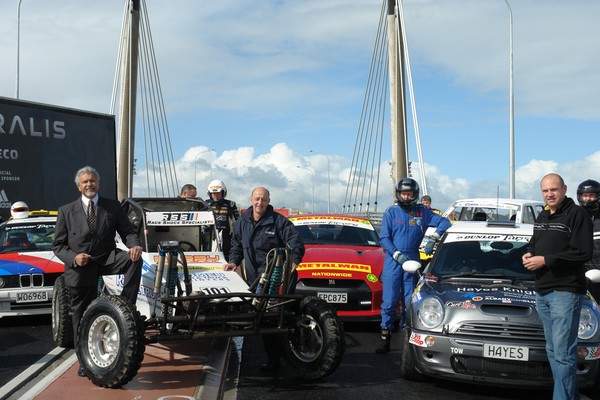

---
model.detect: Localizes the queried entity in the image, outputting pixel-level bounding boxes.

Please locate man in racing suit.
[205,179,239,261]
[376,178,451,354]
[225,186,305,370]
[577,179,600,302]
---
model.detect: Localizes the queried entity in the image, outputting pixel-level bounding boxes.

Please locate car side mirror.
[402,260,422,274]
[586,269,600,283]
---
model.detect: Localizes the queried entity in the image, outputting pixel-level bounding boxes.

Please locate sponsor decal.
[409,331,427,347]
[309,271,352,278]
[152,254,222,264]
[412,291,422,304]
[297,262,372,273]
[146,211,215,225]
[445,300,476,309]
[289,216,374,230]
[366,273,378,283]
[448,234,531,243]
[584,347,600,360]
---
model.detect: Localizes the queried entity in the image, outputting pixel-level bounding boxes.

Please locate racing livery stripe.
[297,262,372,273]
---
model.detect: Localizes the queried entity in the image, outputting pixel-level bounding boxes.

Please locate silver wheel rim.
[87,315,120,368]
[289,314,324,363]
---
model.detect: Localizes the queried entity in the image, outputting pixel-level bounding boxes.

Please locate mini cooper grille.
[455,322,545,341]
[452,355,552,379]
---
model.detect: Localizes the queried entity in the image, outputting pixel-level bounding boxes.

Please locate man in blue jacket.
[377,178,451,354]
[225,186,305,370]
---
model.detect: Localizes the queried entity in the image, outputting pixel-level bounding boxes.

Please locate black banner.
[0,96,117,220]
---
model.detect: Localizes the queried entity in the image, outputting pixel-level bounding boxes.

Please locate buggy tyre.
[399,328,425,381]
[77,295,146,388]
[283,297,345,380]
[52,275,73,348]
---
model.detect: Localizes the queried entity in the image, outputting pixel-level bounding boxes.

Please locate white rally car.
[51,197,345,389]
[0,209,63,318]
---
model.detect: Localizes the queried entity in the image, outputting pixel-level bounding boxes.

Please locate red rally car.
[289,214,385,322]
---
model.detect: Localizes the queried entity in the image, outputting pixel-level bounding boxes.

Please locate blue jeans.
[536,291,583,400]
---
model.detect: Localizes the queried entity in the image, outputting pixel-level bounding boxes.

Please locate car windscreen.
[295,224,380,247]
[0,221,56,253]
[451,206,517,222]
[429,239,533,279]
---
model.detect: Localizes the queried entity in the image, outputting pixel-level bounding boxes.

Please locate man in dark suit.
[53,166,143,377]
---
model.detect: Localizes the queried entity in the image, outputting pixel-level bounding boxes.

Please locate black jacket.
[229,205,304,284]
[53,196,141,287]
[527,197,593,295]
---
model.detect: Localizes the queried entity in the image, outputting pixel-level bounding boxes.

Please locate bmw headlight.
[579,304,599,340]
[417,297,444,329]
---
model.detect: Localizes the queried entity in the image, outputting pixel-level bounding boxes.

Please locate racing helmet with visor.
[207,179,228,198]
[396,178,420,208]
[10,201,29,219]
[577,179,600,211]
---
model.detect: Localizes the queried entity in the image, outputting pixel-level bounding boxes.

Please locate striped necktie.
[87,201,96,231]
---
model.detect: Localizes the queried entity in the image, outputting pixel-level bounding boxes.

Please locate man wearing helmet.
[376,178,451,354]
[577,179,600,302]
[206,179,240,261]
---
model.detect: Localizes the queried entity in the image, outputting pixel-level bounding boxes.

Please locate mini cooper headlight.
[417,297,444,329]
[579,304,599,340]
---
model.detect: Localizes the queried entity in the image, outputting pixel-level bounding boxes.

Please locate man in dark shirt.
[523,173,593,399]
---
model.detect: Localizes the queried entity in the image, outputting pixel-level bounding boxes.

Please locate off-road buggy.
[51,198,345,388]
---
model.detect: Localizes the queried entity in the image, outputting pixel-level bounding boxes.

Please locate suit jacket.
[53,196,141,287]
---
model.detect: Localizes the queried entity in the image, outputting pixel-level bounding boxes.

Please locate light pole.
[504,0,515,198]
[194,148,214,188]
[16,0,24,99]
[289,180,305,211]
[310,150,330,213]
[296,166,315,213]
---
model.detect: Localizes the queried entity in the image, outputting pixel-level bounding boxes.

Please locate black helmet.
[396,178,420,208]
[577,179,600,210]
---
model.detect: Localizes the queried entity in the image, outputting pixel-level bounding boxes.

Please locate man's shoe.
[77,365,86,377]
[375,329,391,354]
[260,359,281,372]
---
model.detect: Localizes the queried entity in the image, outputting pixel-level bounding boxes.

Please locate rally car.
[401,220,600,390]
[419,198,546,263]
[0,208,62,318]
[290,214,386,321]
[52,198,345,388]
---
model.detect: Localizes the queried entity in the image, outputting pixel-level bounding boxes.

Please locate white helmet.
[207,179,227,197]
[10,201,29,219]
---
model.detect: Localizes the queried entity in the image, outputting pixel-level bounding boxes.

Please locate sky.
[0,0,598,213]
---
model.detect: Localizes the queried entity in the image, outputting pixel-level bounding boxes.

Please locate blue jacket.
[380,203,451,262]
[229,205,305,284]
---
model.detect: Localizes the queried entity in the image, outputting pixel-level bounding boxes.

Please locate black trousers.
[70,252,142,346]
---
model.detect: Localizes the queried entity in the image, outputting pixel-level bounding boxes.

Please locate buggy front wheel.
[283,297,345,380]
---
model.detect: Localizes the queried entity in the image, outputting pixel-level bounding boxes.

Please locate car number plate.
[16,291,48,303]
[483,343,529,361]
[317,292,347,304]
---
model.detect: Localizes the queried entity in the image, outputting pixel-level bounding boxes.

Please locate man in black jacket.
[53,166,143,377]
[523,173,593,399]
[225,186,304,371]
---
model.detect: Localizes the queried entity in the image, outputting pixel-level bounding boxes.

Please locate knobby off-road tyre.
[77,295,146,388]
[283,296,345,380]
[52,275,74,348]
[399,328,425,381]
